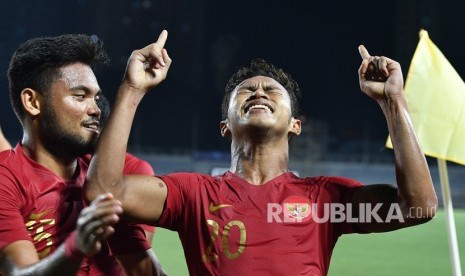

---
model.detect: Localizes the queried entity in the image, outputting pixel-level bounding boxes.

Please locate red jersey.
[157,171,363,276]
[122,152,154,176]
[0,145,150,275]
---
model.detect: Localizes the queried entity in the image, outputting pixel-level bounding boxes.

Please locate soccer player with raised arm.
[85,30,437,275]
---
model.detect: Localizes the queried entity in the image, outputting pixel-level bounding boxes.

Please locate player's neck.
[229,139,289,185]
[21,137,79,179]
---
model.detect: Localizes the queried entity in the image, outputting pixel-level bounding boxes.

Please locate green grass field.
[152,209,465,275]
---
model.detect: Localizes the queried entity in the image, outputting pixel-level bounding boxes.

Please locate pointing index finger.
[155,30,168,48]
[358,45,370,60]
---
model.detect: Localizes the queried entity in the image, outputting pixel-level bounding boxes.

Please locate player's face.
[40,62,101,156]
[223,76,300,138]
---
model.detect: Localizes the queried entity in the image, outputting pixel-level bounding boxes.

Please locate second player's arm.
[85,84,168,223]
[85,31,171,223]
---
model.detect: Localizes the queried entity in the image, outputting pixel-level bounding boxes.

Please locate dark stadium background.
[1,0,464,162]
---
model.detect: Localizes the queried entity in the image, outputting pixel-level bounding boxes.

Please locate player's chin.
[81,128,100,141]
[244,120,277,131]
[78,135,99,153]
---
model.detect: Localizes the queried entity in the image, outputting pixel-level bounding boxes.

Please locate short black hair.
[222,59,301,120]
[7,34,109,122]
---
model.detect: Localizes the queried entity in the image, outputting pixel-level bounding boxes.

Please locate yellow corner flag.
[387,30,465,166]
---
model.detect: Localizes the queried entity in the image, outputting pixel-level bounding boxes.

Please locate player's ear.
[220,119,231,137]
[21,88,42,116]
[288,117,301,137]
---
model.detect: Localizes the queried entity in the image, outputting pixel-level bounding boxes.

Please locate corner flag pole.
[437,158,462,276]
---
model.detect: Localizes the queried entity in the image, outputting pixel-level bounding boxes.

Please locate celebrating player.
[85,31,437,275]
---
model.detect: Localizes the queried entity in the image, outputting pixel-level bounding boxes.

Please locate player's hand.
[75,193,122,256]
[358,45,404,102]
[122,30,172,93]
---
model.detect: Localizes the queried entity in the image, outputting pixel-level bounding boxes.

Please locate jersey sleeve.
[155,173,201,231]
[0,166,31,249]
[319,176,364,235]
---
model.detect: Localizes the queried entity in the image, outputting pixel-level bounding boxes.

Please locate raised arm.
[0,194,121,275]
[85,30,172,223]
[350,45,438,232]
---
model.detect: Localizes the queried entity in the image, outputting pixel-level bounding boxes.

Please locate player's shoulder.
[0,144,27,170]
[0,146,30,191]
[123,152,154,175]
[124,152,151,164]
[0,149,17,183]
[0,148,15,163]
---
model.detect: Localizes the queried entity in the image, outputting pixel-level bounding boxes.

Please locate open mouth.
[244,103,274,114]
[83,122,101,133]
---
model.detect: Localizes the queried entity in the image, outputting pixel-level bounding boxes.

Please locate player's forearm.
[1,246,80,276]
[86,83,145,202]
[380,95,437,221]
